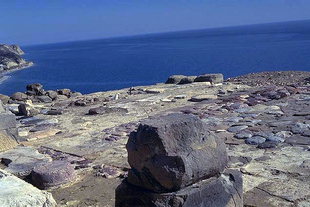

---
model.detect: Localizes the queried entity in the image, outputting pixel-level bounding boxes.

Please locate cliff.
[0,44,33,72]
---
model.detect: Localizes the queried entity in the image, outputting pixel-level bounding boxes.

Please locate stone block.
[116,170,243,207]
[194,73,224,84]
[126,113,228,193]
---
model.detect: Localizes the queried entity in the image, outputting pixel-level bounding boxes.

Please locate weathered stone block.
[31,160,76,189]
[194,73,224,84]
[165,75,186,84]
[116,170,243,207]
[178,76,197,84]
[126,113,228,193]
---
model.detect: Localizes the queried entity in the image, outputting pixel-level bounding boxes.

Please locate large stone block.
[116,169,243,207]
[194,73,224,84]
[0,169,56,207]
[126,113,228,193]
[31,160,76,189]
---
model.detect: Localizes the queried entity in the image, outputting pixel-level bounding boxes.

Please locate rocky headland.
[0,44,33,74]
[0,71,310,206]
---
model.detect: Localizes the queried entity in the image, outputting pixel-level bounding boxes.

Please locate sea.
[1,20,310,95]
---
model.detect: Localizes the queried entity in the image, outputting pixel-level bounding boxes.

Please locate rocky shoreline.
[0,71,310,206]
[0,44,33,78]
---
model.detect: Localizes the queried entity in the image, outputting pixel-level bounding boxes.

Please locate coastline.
[0,71,309,206]
[0,62,34,84]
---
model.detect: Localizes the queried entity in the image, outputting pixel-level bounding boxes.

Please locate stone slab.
[0,130,18,152]
[0,169,56,207]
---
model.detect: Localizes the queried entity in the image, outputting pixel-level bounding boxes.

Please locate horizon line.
[23,18,310,47]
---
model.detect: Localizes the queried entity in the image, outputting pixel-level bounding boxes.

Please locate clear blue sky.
[1,0,310,45]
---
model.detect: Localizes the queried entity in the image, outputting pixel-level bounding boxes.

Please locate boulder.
[178,76,197,85]
[57,89,71,97]
[31,160,76,189]
[46,90,58,100]
[194,73,224,84]
[0,94,10,104]
[18,103,39,116]
[88,106,128,115]
[26,83,44,96]
[0,169,56,207]
[165,75,186,84]
[10,92,28,101]
[126,113,228,193]
[116,169,243,207]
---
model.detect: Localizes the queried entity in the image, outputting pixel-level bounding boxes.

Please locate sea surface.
[1,20,310,95]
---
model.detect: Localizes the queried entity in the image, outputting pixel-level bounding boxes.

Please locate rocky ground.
[0,71,310,206]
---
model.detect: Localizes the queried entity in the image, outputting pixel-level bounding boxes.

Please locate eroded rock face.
[0,44,33,72]
[126,113,228,193]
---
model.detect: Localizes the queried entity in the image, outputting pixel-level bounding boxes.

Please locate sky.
[1,0,310,45]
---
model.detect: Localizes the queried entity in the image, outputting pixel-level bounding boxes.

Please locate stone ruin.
[116,113,243,207]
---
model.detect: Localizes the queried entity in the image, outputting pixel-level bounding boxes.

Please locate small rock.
[245,136,266,145]
[37,95,52,103]
[227,125,248,133]
[189,94,218,102]
[257,141,277,149]
[174,94,187,99]
[235,131,253,139]
[46,109,63,115]
[145,88,165,94]
[275,131,292,138]
[266,135,285,143]
[88,106,128,115]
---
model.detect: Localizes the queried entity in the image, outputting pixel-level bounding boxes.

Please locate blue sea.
[1,20,310,95]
